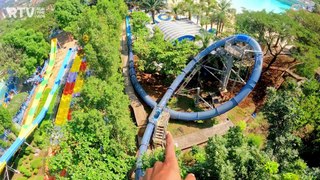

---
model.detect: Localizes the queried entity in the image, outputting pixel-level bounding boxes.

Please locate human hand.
[142,132,196,180]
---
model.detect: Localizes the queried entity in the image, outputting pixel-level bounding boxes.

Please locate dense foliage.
[0,106,12,135]
[236,10,320,76]
[132,20,199,76]
[263,80,320,168]
[49,0,136,179]
[0,28,49,77]
[144,124,320,179]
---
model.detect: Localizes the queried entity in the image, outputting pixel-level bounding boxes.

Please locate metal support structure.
[3,165,20,180]
[195,87,200,105]
[175,65,201,95]
[221,55,233,92]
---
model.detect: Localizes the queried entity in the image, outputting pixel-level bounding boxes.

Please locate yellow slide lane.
[55,54,83,125]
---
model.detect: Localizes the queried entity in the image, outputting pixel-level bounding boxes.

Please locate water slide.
[22,39,57,127]
[55,54,84,125]
[0,42,74,173]
[125,17,263,179]
[13,61,49,125]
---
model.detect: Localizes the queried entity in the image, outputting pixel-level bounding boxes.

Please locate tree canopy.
[49,1,136,178]
[133,26,199,77]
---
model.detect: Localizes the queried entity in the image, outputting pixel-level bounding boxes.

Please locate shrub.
[24,146,34,155]
[33,168,39,175]
[248,133,264,148]
[18,166,32,177]
[31,157,43,170]
[282,173,299,180]
[236,120,247,131]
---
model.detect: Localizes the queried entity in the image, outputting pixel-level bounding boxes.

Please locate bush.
[18,166,32,177]
[248,133,264,149]
[24,146,34,155]
[31,157,43,170]
[33,168,39,175]
[282,173,299,180]
[236,120,247,131]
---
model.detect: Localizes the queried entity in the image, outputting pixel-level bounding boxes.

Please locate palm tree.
[140,0,166,24]
[199,0,217,29]
[215,0,232,35]
[179,0,195,20]
[193,4,202,24]
[195,29,215,49]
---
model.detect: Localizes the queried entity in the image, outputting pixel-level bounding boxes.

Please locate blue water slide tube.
[0,48,75,169]
[126,16,263,179]
[126,16,263,121]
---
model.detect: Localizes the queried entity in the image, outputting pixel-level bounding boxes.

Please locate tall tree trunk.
[221,22,224,33]
[264,54,279,73]
[219,22,223,33]
[197,16,199,24]
[151,10,155,24]
[264,43,279,73]
[211,21,213,29]
[216,21,219,36]
[188,11,191,20]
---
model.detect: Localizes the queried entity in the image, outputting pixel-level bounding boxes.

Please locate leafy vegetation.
[0,106,12,135]
[236,10,320,76]
[48,0,136,179]
[139,0,166,24]
[132,22,199,76]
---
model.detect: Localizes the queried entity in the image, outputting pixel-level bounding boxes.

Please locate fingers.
[143,168,153,180]
[153,161,163,173]
[165,132,177,164]
[185,173,196,180]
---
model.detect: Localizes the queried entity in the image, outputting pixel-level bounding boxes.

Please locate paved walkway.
[121,24,148,127]
[174,120,234,150]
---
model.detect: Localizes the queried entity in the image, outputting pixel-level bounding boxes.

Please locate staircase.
[152,110,170,148]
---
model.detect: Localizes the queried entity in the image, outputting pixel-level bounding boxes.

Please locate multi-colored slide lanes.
[21,39,57,128]
[0,39,75,173]
[55,53,86,125]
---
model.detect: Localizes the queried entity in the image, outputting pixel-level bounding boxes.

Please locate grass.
[6,92,28,117]
[168,96,203,112]
[168,118,217,137]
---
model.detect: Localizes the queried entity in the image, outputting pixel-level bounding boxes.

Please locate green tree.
[0,106,12,135]
[287,10,320,78]
[49,109,135,179]
[1,28,49,76]
[195,29,215,49]
[54,0,84,29]
[178,0,195,20]
[140,0,166,24]
[133,27,199,76]
[131,11,151,34]
[236,10,298,71]
[215,0,232,35]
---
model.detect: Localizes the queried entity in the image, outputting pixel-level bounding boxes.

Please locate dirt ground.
[137,54,297,137]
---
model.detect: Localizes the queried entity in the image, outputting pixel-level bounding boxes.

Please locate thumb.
[185,173,196,180]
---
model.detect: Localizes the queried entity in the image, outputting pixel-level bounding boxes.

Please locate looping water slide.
[125,17,263,179]
[0,39,75,173]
